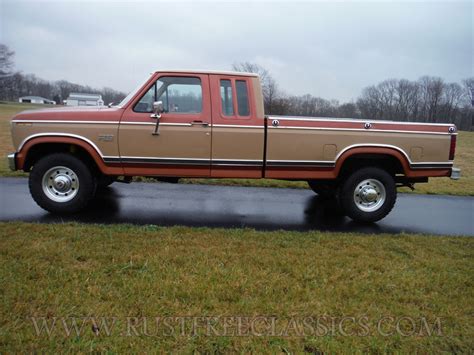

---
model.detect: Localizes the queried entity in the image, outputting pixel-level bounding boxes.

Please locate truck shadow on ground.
[39,187,122,224]
[302,195,392,233]
[36,186,402,234]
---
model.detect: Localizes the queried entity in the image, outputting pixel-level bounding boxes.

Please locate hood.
[12,105,123,122]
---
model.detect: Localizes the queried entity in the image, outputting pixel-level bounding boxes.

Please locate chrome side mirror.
[152,101,164,115]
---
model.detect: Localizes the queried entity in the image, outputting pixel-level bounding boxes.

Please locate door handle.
[191,120,209,127]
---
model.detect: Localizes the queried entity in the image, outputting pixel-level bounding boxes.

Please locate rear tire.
[338,167,396,223]
[29,153,97,214]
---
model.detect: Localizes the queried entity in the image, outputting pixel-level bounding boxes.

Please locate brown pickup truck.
[8,70,460,222]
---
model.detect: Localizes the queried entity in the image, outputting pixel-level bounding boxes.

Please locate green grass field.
[1,101,473,195]
[0,222,473,352]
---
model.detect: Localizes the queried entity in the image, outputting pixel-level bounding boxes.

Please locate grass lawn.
[1,101,473,196]
[0,222,473,352]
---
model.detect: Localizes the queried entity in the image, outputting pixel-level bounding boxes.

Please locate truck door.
[209,74,265,178]
[118,73,212,177]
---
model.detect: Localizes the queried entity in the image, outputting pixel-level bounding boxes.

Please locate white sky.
[1,0,472,101]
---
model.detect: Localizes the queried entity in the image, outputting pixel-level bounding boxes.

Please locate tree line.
[0,72,126,106]
[233,62,474,131]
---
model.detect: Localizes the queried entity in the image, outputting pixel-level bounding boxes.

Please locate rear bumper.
[7,153,16,171]
[450,167,461,180]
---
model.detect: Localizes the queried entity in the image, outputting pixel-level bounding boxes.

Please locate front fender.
[16,134,123,175]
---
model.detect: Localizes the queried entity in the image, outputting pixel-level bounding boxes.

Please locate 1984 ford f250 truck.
[8,70,460,222]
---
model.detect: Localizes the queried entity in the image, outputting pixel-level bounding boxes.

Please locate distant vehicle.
[18,96,56,105]
[8,70,460,222]
[65,93,104,106]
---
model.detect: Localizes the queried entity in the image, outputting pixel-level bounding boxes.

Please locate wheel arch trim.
[18,133,104,155]
[16,133,115,174]
[334,144,412,175]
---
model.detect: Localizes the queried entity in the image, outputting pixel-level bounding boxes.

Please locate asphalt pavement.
[0,177,472,236]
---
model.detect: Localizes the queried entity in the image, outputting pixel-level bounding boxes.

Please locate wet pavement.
[0,177,472,236]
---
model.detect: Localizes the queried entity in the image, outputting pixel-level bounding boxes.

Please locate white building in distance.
[66,93,104,106]
[19,96,56,104]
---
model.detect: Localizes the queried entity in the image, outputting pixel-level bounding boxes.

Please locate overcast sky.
[1,0,472,101]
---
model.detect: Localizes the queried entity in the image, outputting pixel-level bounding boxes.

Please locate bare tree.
[440,83,464,123]
[395,79,420,121]
[232,62,269,86]
[460,78,474,130]
[0,43,15,78]
[357,85,383,120]
[418,76,445,122]
[463,78,474,107]
[232,62,279,114]
[337,102,359,118]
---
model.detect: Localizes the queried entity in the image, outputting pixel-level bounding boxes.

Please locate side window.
[236,80,250,116]
[134,76,202,114]
[220,79,234,116]
[158,76,202,113]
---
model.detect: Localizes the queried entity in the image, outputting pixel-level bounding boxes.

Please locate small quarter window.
[236,80,250,116]
[220,79,234,116]
[134,84,156,113]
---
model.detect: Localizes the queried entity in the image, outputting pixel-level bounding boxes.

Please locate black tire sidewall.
[339,167,396,223]
[29,153,96,214]
[97,175,115,188]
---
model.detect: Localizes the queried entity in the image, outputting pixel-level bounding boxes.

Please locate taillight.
[449,135,457,160]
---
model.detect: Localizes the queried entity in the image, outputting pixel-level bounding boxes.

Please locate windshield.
[116,74,153,108]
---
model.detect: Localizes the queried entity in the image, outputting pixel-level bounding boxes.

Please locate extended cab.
[8,70,460,222]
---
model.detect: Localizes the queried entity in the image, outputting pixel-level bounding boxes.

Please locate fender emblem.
[98,134,114,142]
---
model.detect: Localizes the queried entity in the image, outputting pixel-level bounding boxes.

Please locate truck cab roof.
[153,69,259,77]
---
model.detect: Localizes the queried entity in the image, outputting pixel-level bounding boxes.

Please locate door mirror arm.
[151,101,164,135]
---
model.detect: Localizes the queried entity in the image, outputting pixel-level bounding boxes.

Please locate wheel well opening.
[24,143,100,175]
[339,154,404,178]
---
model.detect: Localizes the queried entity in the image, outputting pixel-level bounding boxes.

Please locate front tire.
[338,167,396,223]
[97,175,116,189]
[29,153,97,214]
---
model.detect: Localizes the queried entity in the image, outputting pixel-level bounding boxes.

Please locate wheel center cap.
[361,187,377,202]
[54,175,71,192]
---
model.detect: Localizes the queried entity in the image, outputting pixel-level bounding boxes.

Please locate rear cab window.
[220,79,234,116]
[218,78,251,119]
[235,80,250,116]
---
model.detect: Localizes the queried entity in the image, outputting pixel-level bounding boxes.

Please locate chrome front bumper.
[7,153,16,171]
[450,167,461,180]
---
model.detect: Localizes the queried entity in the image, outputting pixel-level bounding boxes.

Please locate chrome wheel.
[353,178,386,212]
[42,166,79,203]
